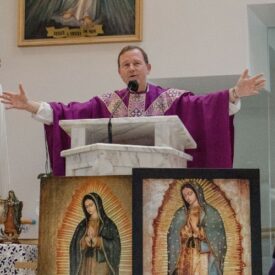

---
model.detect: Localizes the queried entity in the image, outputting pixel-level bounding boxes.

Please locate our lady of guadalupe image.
[70,192,121,274]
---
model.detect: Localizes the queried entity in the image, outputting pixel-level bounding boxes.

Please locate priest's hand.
[0,84,40,113]
[229,69,265,102]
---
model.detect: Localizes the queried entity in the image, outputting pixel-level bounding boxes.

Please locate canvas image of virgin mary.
[38,176,132,274]
[142,177,249,275]
[70,192,121,275]
[167,181,226,275]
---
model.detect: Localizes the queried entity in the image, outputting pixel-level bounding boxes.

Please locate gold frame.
[18,0,142,47]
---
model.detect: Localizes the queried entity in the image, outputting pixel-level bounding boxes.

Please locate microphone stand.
[108,80,139,143]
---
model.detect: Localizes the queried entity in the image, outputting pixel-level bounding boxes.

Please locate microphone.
[127,80,139,93]
[108,80,139,143]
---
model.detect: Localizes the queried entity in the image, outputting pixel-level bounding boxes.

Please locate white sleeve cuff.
[31,102,53,125]
[229,99,241,116]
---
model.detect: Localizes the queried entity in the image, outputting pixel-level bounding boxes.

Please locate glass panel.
[234,27,275,274]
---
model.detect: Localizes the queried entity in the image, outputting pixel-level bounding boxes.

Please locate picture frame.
[38,176,133,274]
[132,168,262,275]
[18,0,142,47]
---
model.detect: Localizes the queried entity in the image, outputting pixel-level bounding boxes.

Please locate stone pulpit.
[59,115,196,176]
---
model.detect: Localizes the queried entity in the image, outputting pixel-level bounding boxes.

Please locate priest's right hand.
[0,84,40,114]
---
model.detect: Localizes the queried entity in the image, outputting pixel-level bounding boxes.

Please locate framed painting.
[38,176,132,274]
[132,168,262,275]
[18,0,142,46]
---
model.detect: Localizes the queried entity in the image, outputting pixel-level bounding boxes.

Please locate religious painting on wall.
[132,168,262,275]
[18,0,142,46]
[38,176,132,275]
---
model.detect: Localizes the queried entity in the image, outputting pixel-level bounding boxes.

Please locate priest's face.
[118,49,151,92]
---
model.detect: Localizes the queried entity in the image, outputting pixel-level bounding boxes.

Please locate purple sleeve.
[166,90,234,168]
[44,97,111,176]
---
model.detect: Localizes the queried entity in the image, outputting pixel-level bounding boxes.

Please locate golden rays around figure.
[56,178,132,274]
[151,178,245,275]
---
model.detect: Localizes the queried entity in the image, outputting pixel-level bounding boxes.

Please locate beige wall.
[0,0,274,238]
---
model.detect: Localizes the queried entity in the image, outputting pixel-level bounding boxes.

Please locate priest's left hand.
[229,69,266,102]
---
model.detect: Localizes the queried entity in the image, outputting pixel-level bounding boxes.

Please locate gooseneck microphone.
[108,80,139,143]
[127,80,139,93]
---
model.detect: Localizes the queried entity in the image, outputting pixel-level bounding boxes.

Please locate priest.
[0,46,265,176]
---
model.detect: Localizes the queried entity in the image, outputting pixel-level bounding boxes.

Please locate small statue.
[0,190,23,243]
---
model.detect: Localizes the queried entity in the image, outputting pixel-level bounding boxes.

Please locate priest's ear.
[146,63,152,74]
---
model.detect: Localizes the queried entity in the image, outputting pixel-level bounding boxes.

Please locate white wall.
[0,85,11,196]
[1,0,275,238]
[248,8,270,90]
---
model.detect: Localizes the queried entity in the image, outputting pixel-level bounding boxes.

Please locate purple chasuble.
[44,84,234,176]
